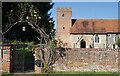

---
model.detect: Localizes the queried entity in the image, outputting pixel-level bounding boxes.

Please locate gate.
[11,50,34,73]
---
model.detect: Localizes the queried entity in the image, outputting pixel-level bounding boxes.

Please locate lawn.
[1,72,120,76]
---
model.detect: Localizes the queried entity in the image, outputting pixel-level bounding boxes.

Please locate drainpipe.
[93,34,94,48]
[106,34,108,48]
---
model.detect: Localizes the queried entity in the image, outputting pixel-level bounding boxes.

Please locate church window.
[95,34,99,43]
[62,14,64,17]
[63,27,65,29]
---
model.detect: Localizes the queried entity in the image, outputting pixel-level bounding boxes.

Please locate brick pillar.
[2,46,11,73]
[0,46,2,74]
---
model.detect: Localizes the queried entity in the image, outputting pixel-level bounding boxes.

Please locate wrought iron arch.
[2,19,50,45]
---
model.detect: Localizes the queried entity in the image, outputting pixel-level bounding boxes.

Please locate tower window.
[63,27,65,29]
[95,34,99,43]
[62,14,64,17]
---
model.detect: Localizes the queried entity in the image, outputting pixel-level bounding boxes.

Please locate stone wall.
[53,48,119,72]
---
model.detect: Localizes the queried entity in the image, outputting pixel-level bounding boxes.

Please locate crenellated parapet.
[57,7,72,12]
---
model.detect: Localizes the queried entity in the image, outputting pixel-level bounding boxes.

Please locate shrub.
[116,38,120,48]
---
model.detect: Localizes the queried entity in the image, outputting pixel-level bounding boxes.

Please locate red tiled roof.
[70,19,119,34]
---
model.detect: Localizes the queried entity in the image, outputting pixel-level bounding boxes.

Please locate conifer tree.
[2,2,54,43]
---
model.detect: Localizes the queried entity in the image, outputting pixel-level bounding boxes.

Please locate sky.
[50,2,119,29]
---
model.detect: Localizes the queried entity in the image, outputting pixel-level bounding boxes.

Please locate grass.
[1,72,120,76]
[1,73,13,76]
[53,71,117,74]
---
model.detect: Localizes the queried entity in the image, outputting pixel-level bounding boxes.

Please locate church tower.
[56,7,72,48]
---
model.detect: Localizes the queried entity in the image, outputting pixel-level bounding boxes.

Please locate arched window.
[95,35,99,43]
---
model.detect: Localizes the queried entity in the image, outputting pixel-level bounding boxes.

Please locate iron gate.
[11,50,34,73]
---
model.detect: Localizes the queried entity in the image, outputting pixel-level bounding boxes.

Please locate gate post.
[2,44,13,73]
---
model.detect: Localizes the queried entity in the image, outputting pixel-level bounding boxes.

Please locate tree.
[2,2,54,43]
[2,2,57,73]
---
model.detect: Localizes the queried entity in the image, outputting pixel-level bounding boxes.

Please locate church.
[56,7,120,48]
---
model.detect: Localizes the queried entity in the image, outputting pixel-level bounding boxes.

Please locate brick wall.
[2,46,11,73]
[0,46,2,74]
[53,48,119,72]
